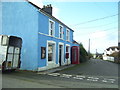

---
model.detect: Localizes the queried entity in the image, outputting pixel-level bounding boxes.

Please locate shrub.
[79,43,89,63]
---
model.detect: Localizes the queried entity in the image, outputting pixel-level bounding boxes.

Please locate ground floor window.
[47,42,56,62]
[48,44,53,61]
[66,46,69,53]
[66,45,70,64]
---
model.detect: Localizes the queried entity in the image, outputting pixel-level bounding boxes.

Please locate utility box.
[71,46,80,64]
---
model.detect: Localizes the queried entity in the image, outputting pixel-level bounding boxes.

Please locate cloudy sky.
[5,0,118,54]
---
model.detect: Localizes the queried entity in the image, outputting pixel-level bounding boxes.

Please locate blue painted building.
[1,0,79,71]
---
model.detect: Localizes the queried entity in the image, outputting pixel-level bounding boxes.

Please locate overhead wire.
[71,14,118,27]
[75,27,117,36]
[73,21,117,29]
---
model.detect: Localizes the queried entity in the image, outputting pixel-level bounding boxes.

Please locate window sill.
[66,40,70,42]
[49,35,55,38]
[59,38,64,40]
[48,61,56,64]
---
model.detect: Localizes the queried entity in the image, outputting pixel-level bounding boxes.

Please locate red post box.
[66,53,69,59]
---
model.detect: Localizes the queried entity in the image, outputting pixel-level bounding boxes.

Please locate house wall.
[2,2,39,71]
[0,2,2,34]
[38,11,78,71]
[103,55,114,62]
[1,1,79,71]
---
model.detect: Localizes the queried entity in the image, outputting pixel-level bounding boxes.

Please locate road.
[1,59,120,89]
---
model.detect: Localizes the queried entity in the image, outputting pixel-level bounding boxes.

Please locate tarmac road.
[1,59,120,89]
[58,59,119,77]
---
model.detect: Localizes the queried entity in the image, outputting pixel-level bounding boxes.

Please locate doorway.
[59,44,64,66]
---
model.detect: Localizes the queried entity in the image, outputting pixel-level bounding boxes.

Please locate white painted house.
[103,46,119,62]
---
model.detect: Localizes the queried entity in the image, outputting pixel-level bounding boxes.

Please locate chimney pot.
[42,4,52,15]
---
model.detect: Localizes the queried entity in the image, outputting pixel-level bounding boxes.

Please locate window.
[66,46,69,53]
[66,29,70,41]
[48,44,54,61]
[41,47,46,59]
[59,25,63,39]
[66,46,70,59]
[66,45,70,65]
[1,35,8,46]
[47,41,56,66]
[49,20,55,36]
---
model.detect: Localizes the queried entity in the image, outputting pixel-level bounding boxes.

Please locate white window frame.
[49,19,55,37]
[65,44,71,65]
[1,35,8,46]
[47,41,56,65]
[59,24,63,39]
[66,28,70,41]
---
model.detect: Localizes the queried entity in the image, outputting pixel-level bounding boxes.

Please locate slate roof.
[27,0,74,32]
[106,46,119,51]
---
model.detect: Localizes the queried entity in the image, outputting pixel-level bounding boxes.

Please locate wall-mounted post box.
[66,53,69,59]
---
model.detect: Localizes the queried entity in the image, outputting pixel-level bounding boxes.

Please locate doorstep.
[37,64,75,75]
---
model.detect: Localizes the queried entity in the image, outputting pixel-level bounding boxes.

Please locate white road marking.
[60,74,72,78]
[76,75,86,78]
[73,75,86,80]
[73,77,84,80]
[102,78,116,83]
[87,76,99,81]
[47,73,116,84]
[108,79,116,81]
[92,79,98,81]
[105,79,116,83]
[102,80,108,83]
[48,73,60,76]
[88,77,94,78]
[87,79,99,81]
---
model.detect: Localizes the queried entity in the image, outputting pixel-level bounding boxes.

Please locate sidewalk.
[37,64,75,74]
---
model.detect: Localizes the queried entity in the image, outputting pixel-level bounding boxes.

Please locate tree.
[79,43,89,63]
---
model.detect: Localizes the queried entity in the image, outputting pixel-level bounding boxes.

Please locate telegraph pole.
[96,49,97,58]
[96,49,97,54]
[88,38,90,54]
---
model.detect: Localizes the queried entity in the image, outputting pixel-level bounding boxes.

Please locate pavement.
[37,64,76,74]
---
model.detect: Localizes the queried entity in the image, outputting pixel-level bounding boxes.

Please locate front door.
[59,45,63,66]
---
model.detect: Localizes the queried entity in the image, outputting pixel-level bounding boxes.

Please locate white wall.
[103,55,114,62]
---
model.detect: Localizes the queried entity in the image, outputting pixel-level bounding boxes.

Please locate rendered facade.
[1,1,79,71]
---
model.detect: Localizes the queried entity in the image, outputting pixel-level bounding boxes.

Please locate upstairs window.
[1,35,8,46]
[49,19,55,36]
[59,25,63,39]
[66,29,70,41]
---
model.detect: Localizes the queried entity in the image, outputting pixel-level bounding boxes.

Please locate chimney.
[42,4,52,15]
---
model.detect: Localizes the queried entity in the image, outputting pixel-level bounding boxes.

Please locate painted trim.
[38,32,73,43]
[49,19,55,37]
[66,28,70,42]
[58,42,64,66]
[65,44,71,65]
[46,40,58,69]
[59,24,64,39]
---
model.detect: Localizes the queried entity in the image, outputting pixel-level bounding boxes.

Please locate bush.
[79,43,89,63]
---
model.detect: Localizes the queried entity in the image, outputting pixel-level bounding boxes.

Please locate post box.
[66,53,69,59]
